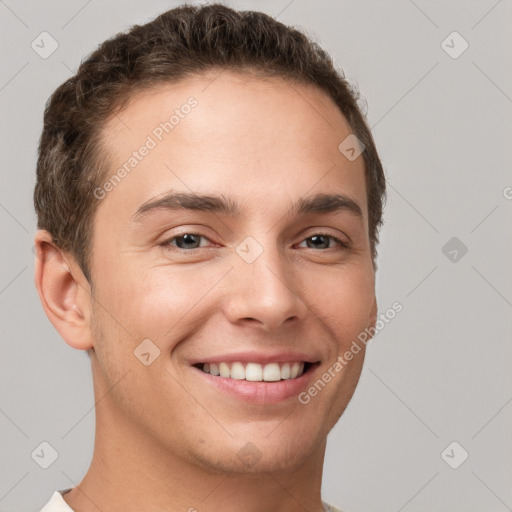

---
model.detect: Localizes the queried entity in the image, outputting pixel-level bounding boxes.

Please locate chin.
[188,423,326,475]
[192,446,316,475]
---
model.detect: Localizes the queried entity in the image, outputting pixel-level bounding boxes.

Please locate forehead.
[96,71,368,225]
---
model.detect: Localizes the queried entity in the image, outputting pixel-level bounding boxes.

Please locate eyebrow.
[132,191,363,222]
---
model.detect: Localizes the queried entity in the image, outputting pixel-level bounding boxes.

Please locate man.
[34,3,386,511]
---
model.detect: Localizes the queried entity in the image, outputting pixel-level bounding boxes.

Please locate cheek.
[304,264,375,345]
[94,244,375,348]
[112,265,222,340]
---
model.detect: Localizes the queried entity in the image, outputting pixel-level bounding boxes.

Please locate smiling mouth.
[192,361,317,381]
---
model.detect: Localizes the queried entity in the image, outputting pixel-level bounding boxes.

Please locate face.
[86,71,377,474]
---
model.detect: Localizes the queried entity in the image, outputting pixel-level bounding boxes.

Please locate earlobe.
[33,230,93,351]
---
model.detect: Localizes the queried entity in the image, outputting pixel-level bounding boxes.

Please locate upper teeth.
[201,362,305,381]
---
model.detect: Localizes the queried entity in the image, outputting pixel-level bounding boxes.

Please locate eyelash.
[159,232,350,251]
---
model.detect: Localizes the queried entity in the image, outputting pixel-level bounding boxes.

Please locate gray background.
[1,1,511,511]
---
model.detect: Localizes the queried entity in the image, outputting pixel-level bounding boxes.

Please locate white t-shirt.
[39,489,73,511]
[39,489,344,512]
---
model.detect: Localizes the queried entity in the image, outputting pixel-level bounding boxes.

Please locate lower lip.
[191,364,318,404]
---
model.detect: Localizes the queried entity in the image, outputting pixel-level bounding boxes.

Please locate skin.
[34,70,378,512]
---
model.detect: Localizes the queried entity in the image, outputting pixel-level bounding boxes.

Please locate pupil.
[309,235,328,249]
[178,234,199,248]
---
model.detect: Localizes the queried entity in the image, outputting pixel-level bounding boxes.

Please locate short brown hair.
[34,3,386,283]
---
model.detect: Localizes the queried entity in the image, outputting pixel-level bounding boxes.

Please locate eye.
[297,234,350,250]
[159,232,350,252]
[160,233,213,250]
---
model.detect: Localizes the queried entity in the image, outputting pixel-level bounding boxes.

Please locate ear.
[33,229,94,351]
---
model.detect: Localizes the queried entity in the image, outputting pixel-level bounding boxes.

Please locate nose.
[222,240,309,332]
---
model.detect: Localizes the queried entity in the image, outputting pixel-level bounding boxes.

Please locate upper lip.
[189,350,321,366]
